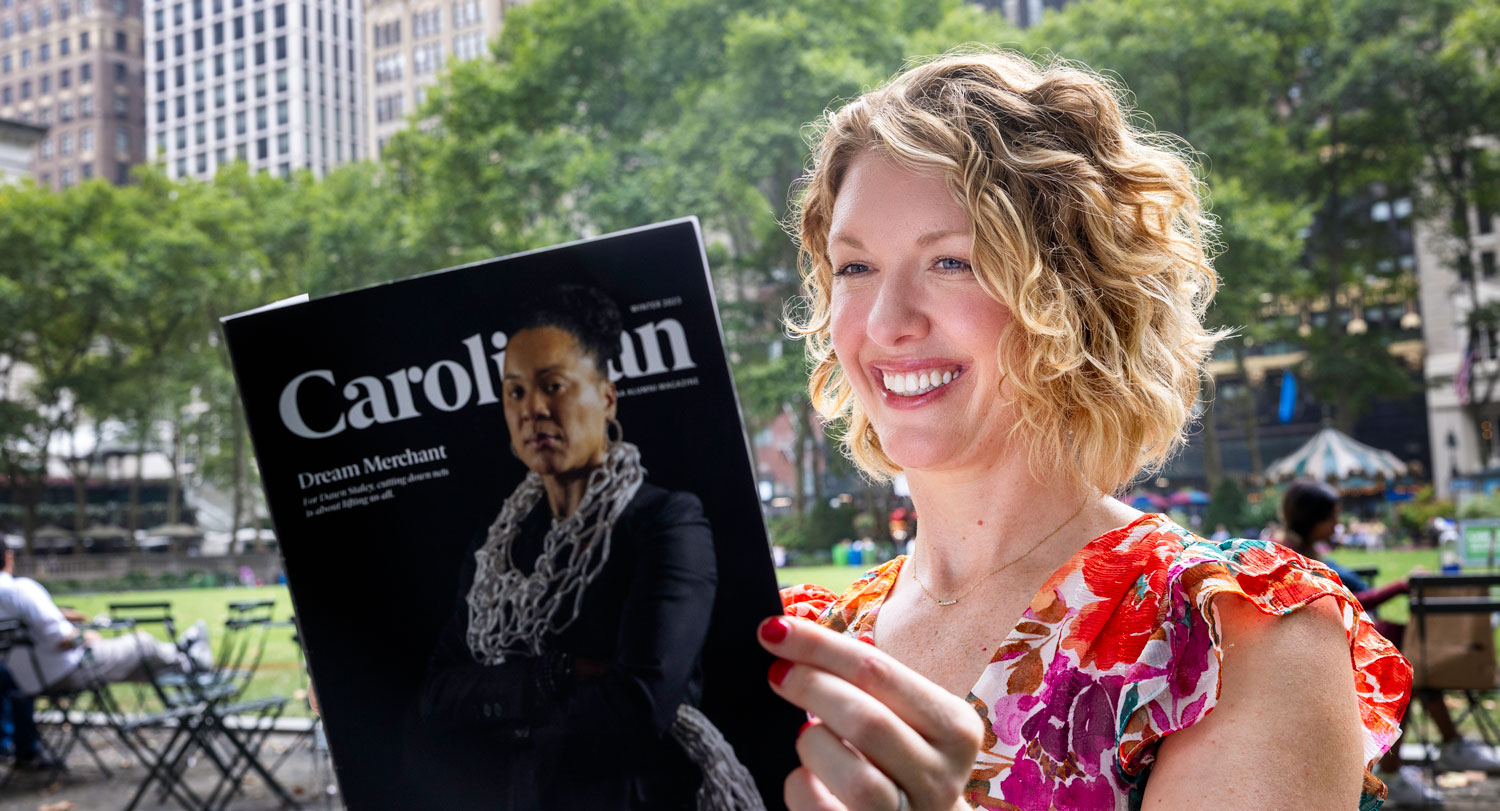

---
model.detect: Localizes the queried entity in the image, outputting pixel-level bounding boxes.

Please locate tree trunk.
[810,419,825,509]
[231,403,246,554]
[790,405,808,518]
[166,411,182,525]
[127,427,146,547]
[1200,389,1223,492]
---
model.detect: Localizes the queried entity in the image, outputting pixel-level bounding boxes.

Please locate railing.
[12,552,283,585]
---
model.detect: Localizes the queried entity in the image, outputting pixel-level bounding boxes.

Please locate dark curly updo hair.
[512,284,624,378]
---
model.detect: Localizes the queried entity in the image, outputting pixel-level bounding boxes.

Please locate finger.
[784,765,849,811]
[797,722,904,811]
[760,616,979,750]
[771,658,943,794]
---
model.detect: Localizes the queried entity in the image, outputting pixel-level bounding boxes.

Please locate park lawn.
[57,585,310,717]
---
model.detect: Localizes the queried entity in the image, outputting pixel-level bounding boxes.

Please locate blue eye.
[833,262,870,277]
[936,257,972,274]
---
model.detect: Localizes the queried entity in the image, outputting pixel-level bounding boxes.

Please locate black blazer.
[418,482,718,809]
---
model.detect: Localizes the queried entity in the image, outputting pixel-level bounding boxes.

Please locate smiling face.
[827,151,1015,474]
[502,326,617,479]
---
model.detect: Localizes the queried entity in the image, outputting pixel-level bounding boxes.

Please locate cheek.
[828,296,867,381]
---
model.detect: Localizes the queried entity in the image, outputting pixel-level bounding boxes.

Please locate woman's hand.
[758,616,981,811]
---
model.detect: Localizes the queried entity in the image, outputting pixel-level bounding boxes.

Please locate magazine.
[222,218,803,810]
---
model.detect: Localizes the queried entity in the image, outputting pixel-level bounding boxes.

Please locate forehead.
[828,151,969,244]
[505,326,591,372]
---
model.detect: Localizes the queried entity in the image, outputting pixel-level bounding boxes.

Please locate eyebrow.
[501,365,564,381]
[829,229,969,250]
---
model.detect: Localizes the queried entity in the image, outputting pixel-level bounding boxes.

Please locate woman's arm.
[1141,596,1365,809]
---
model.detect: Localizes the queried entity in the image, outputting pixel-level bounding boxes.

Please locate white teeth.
[881,368,961,397]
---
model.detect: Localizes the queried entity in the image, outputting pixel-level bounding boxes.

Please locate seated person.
[0,549,210,697]
[0,664,53,770]
[1280,480,1500,806]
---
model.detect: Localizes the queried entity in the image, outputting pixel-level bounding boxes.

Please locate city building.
[1417,201,1500,499]
[0,116,46,181]
[1164,191,1431,496]
[362,0,513,156]
[144,0,364,180]
[970,0,1074,29]
[0,0,149,189]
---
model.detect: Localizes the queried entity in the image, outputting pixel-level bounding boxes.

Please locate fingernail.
[768,658,792,687]
[759,617,789,644]
[797,720,813,739]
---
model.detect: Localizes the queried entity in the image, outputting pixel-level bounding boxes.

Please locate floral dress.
[781,514,1412,810]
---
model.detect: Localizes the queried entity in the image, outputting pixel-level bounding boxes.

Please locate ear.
[602,378,618,420]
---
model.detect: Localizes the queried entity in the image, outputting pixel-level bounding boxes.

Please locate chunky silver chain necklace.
[466,441,645,664]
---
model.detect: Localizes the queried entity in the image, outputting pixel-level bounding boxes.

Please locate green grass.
[775,564,888,593]
[55,585,309,717]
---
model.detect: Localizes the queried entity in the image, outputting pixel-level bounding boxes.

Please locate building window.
[81,127,95,151]
[274,67,286,92]
[213,83,224,104]
[213,53,223,75]
[176,125,186,147]
[272,2,282,26]
[274,35,284,59]
[276,99,286,124]
[59,99,73,120]
[0,87,9,104]
[59,36,69,55]
[1485,252,1498,280]
[153,8,163,29]
[192,0,201,18]
[174,64,184,86]
[276,131,287,154]
[40,74,50,93]
[39,138,53,159]
[60,132,73,154]
[154,39,164,60]
[214,115,224,138]
[233,47,244,69]
[195,120,205,143]
[194,88,204,112]
[212,20,222,44]
[156,131,167,155]
[115,29,126,51]
[175,95,185,116]
[80,63,91,83]
[256,136,266,159]
[60,67,71,87]
[173,2,182,24]
[234,78,244,101]
[39,42,50,61]
[79,31,88,50]
[21,48,31,68]
[174,32,183,55]
[251,8,261,32]
[196,151,206,172]
[113,93,127,118]
[175,156,186,175]
[19,78,30,98]
[113,61,126,81]
[79,93,92,114]
[155,69,164,91]
[254,104,265,129]
[234,109,245,133]
[193,58,203,80]
[232,14,241,37]
[192,27,202,49]
[155,98,166,122]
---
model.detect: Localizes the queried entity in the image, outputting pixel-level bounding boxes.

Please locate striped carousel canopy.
[1264,427,1408,482]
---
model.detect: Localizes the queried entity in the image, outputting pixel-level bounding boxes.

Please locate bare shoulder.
[1141,595,1365,810]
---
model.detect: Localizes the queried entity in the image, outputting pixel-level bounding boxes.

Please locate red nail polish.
[768,658,792,686]
[797,720,813,739]
[760,617,789,644]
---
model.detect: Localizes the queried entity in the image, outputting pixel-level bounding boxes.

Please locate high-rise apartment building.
[0,0,149,189]
[145,0,363,180]
[363,0,511,156]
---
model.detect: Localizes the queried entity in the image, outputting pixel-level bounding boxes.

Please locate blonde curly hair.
[792,50,1222,494]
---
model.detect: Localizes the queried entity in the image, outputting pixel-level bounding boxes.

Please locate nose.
[864,266,929,348]
[520,387,552,423]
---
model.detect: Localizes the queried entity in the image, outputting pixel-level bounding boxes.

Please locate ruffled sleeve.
[781,583,840,622]
[1115,537,1411,785]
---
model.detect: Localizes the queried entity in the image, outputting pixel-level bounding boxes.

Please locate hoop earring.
[607,417,624,445]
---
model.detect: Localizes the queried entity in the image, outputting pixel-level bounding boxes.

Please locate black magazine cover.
[221,218,803,809]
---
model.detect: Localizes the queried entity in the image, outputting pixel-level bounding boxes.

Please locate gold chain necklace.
[909,500,1090,607]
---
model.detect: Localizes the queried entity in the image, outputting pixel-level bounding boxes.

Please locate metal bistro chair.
[0,618,133,786]
[102,601,181,715]
[125,600,301,811]
[1407,573,1500,755]
[265,616,342,810]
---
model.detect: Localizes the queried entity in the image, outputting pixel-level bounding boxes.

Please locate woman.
[1280,479,1499,806]
[761,52,1411,810]
[421,285,756,810]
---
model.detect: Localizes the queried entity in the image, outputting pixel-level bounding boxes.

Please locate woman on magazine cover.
[421,285,759,810]
[762,51,1412,810]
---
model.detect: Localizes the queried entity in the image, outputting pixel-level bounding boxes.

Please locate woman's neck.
[903,456,1134,592]
[542,469,595,517]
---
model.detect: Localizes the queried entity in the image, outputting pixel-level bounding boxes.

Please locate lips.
[526,431,564,449]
